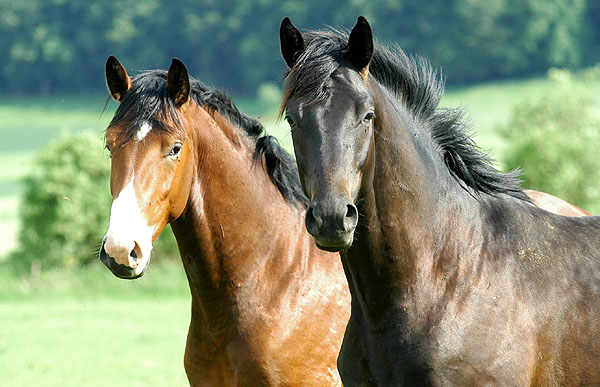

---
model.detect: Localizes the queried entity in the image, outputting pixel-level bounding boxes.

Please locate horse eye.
[364,112,375,122]
[167,143,182,157]
[285,115,298,132]
[285,115,295,126]
[105,144,112,157]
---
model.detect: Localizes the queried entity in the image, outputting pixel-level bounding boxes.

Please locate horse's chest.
[423,308,537,385]
[342,301,536,386]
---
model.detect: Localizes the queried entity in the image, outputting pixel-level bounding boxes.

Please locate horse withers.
[280,17,600,386]
[99,56,350,386]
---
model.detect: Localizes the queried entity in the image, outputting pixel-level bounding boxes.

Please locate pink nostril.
[104,235,140,266]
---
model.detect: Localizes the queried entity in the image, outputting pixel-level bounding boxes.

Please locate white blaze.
[136,122,152,142]
[104,173,154,275]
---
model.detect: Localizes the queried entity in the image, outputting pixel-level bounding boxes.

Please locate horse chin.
[314,233,354,252]
[112,263,149,280]
[316,243,345,253]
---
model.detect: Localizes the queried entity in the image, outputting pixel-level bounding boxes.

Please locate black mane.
[282,29,529,201]
[109,70,307,206]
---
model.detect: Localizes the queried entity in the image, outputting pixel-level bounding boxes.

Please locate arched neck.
[344,80,482,321]
[169,105,310,327]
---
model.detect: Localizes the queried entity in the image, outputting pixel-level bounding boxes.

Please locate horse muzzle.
[99,235,150,279]
[305,198,358,252]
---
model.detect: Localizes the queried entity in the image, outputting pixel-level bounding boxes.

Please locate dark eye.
[105,144,112,157]
[167,143,182,157]
[364,112,375,122]
[285,115,296,129]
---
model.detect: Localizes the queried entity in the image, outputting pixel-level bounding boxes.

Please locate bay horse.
[99,56,350,386]
[525,189,590,217]
[280,17,600,386]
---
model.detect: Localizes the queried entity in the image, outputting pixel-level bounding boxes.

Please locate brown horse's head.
[100,56,195,279]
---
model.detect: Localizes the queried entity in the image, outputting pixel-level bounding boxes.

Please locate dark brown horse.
[99,56,350,386]
[280,17,600,386]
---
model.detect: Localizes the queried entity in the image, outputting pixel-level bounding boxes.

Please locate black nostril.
[345,204,357,219]
[343,203,359,231]
[130,241,142,261]
[305,206,321,236]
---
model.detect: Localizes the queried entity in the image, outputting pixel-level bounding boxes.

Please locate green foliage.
[366,0,588,82]
[12,131,180,271]
[0,0,597,94]
[501,68,600,213]
[257,82,282,108]
[14,131,112,269]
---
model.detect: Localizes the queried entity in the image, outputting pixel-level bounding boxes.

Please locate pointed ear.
[167,58,190,107]
[105,56,131,101]
[280,17,305,68]
[348,16,373,79]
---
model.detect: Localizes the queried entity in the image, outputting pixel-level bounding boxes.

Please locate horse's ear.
[167,58,191,107]
[105,56,131,102]
[280,17,305,68]
[348,16,373,79]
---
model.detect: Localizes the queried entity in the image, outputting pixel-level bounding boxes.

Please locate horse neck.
[344,80,484,320]
[170,105,312,326]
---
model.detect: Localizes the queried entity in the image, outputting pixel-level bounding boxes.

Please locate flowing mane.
[109,70,307,205]
[281,29,529,201]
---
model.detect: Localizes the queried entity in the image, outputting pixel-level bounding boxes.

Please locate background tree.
[501,68,600,214]
[13,131,178,272]
[14,132,112,271]
[0,0,596,95]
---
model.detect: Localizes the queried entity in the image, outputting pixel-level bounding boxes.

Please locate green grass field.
[3,297,189,386]
[1,75,598,385]
[0,260,190,386]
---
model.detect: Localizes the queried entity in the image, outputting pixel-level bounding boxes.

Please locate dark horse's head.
[280,17,529,252]
[279,17,375,251]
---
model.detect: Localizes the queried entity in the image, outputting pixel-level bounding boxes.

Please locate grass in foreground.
[0,260,191,386]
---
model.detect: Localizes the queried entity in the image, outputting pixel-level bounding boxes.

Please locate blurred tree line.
[1,0,598,95]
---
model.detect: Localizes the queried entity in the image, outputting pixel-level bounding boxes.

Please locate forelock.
[280,29,350,117]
